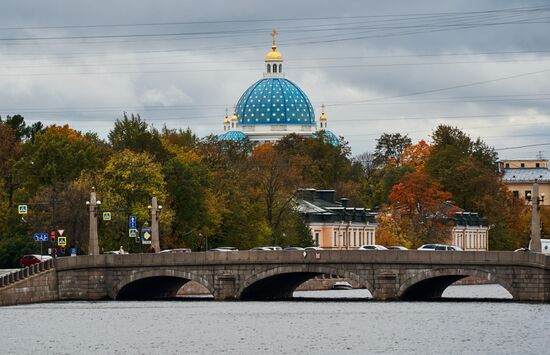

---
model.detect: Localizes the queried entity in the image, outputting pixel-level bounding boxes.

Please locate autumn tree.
[379,171,456,247]
[97,150,170,252]
[108,113,166,160]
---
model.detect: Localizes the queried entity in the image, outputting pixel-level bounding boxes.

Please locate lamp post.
[527,180,544,253]
[86,187,101,255]
[148,196,162,253]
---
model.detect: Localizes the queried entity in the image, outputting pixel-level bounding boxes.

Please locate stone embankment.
[0,260,59,306]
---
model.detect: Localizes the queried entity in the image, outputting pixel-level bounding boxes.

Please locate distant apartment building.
[499,159,550,202]
[295,189,377,250]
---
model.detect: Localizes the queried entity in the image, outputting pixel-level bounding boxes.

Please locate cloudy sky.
[1,0,550,159]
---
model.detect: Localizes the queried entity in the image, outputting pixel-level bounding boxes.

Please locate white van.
[528,239,550,254]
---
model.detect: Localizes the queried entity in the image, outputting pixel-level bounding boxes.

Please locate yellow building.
[499,159,549,202]
[296,189,377,250]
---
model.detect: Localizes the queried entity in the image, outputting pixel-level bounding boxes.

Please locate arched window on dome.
[273,65,277,73]
[267,64,271,73]
[279,64,282,72]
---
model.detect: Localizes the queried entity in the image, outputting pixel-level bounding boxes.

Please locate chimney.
[340,198,349,208]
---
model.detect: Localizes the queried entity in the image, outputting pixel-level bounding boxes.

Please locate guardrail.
[0,259,54,288]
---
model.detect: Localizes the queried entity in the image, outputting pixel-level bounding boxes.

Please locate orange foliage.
[389,171,452,213]
[400,139,431,170]
[44,124,86,142]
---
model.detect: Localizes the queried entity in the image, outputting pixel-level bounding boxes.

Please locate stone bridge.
[1,250,549,306]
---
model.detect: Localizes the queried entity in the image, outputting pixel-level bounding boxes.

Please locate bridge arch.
[112,269,214,300]
[398,268,515,301]
[236,265,373,300]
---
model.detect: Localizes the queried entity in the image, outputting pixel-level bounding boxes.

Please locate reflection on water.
[0,285,546,355]
[294,284,513,299]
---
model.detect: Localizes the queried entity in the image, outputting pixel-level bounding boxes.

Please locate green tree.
[373,133,412,167]
[108,113,166,160]
[97,150,169,252]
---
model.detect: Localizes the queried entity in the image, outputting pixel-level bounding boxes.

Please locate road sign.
[33,233,49,242]
[58,236,66,246]
[103,212,112,221]
[18,205,28,214]
[58,229,65,236]
[129,228,138,238]
[129,216,137,229]
[141,227,152,245]
[70,248,77,256]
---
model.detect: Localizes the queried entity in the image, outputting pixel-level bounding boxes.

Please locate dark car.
[19,254,52,267]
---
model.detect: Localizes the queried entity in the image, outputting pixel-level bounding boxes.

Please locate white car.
[358,245,388,250]
[209,247,239,252]
[417,244,462,251]
[387,246,408,250]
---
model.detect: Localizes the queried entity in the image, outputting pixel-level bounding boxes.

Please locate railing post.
[23,268,29,278]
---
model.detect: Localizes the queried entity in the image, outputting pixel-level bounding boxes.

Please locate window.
[342,231,346,246]
[315,232,320,247]
[267,64,271,73]
[536,163,540,167]
[505,163,510,168]
[273,65,277,73]
[513,190,519,199]
[279,64,282,72]
[525,190,531,200]
[354,231,357,246]
[333,231,337,246]
[359,231,362,245]
[521,163,525,167]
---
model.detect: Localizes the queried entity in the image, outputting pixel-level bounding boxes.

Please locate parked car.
[305,246,324,251]
[209,247,239,252]
[387,246,408,250]
[417,244,462,251]
[19,254,52,267]
[358,245,388,250]
[160,248,191,253]
[283,246,305,251]
[250,246,282,251]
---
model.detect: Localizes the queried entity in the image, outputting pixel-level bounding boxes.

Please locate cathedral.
[218,30,338,145]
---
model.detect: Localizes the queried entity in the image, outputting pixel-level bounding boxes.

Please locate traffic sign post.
[129,216,137,229]
[33,233,48,256]
[141,227,152,245]
[58,236,67,247]
[18,205,28,214]
[128,228,138,238]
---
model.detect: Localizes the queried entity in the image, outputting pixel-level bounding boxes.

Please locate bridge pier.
[372,271,399,301]
[214,274,237,300]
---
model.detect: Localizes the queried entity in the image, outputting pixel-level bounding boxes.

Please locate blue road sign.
[33,233,49,242]
[70,248,77,256]
[129,216,137,229]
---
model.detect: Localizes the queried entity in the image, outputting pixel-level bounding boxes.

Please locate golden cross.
[271,29,278,45]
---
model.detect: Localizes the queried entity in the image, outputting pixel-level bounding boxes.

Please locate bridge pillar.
[373,271,399,301]
[214,274,237,300]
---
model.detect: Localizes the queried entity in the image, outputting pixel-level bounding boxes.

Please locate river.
[1,285,548,354]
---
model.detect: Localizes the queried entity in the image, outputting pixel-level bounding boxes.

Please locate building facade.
[450,212,490,251]
[499,159,550,202]
[296,189,377,250]
[218,30,338,145]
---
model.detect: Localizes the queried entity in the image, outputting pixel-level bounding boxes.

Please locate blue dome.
[313,130,339,146]
[218,130,248,142]
[235,78,315,126]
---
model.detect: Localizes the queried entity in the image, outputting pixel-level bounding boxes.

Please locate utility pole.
[149,196,161,253]
[86,187,100,255]
[530,180,542,253]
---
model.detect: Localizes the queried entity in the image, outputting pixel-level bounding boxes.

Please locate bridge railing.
[0,259,54,289]
[53,250,550,271]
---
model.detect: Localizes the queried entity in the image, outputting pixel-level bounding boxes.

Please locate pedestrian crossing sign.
[58,236,67,246]
[103,212,112,221]
[18,205,28,214]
